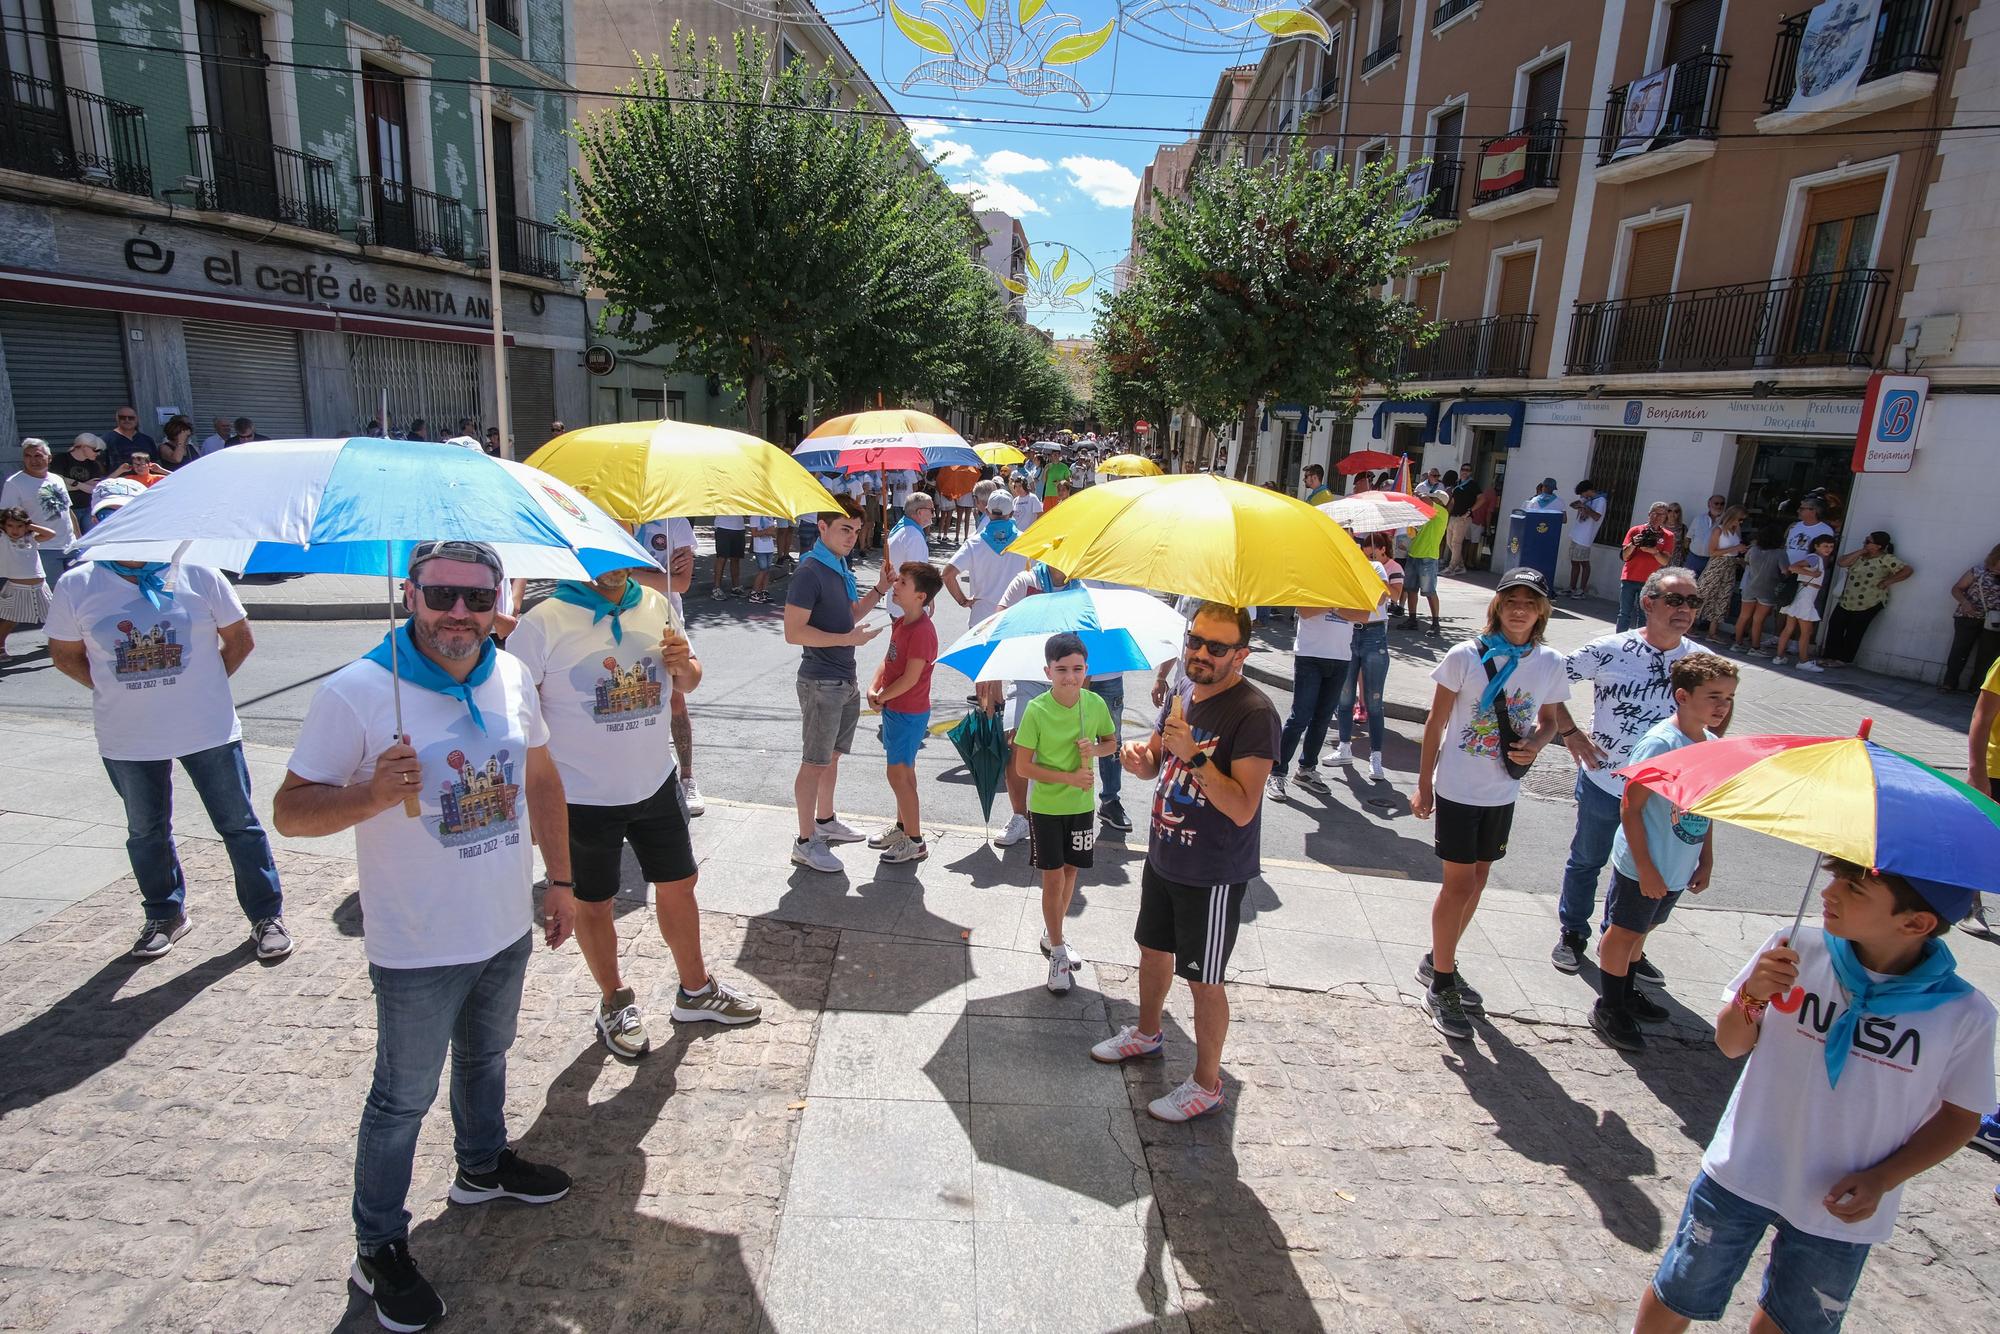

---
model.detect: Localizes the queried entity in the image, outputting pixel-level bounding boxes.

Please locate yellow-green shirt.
[1983,657,2000,780]
[1408,507,1450,559]
[1837,552,1907,612]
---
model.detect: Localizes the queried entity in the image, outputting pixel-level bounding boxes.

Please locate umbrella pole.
[1787,719,1872,940]
[388,542,418,819]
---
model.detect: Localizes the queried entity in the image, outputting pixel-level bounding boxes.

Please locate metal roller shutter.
[0,303,130,450]
[508,346,556,455]
[185,320,308,440]
[345,333,480,438]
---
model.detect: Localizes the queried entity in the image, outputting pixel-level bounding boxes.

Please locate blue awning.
[1371,399,1438,440]
[1434,399,1525,447]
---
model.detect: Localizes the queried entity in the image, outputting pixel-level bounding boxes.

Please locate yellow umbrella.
[1006,473,1386,610]
[976,441,1026,466]
[524,420,838,522]
[1096,453,1162,477]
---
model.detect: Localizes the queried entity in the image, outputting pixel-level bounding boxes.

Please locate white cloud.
[951,178,1046,216]
[982,150,1051,178]
[906,118,976,168]
[1060,155,1142,208]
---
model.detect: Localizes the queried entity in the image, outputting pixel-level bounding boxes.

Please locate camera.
[1635,528,1661,548]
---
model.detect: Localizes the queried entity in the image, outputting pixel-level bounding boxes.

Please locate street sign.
[584,344,617,376]
[1851,372,1927,473]
[1134,419,1150,433]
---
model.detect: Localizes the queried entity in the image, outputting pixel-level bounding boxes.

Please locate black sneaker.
[351,1239,445,1333]
[1550,931,1588,975]
[1098,799,1132,832]
[1625,987,1671,1025]
[1631,955,1666,987]
[1414,953,1484,1013]
[1589,1001,1646,1052]
[131,914,191,959]
[1423,985,1474,1041]
[447,1149,571,1207]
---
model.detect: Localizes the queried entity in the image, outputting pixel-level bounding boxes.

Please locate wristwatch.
[1188,751,1210,771]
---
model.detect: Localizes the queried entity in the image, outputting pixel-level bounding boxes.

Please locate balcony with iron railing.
[355,176,468,260]
[1466,118,1564,220]
[1596,50,1730,182]
[1759,0,1948,132]
[1565,268,1892,376]
[1402,314,1536,381]
[1413,155,1463,225]
[1360,33,1401,77]
[188,126,340,233]
[479,211,567,281]
[1434,0,1479,29]
[0,74,152,197]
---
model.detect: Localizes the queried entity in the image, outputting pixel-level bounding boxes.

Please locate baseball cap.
[1538,477,1558,490]
[407,539,504,582]
[987,491,1015,517]
[89,477,147,520]
[1495,566,1552,599]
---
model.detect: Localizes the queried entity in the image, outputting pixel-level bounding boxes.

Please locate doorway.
[194,0,277,217]
[1730,436,1852,525]
[1468,427,1508,569]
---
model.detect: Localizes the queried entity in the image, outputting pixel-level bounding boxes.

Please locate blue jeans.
[1557,772,1622,938]
[1280,654,1349,770]
[1616,579,1644,632]
[101,740,281,924]
[1337,622,1388,750]
[1652,1171,1869,1331]
[1094,675,1124,804]
[353,930,531,1251]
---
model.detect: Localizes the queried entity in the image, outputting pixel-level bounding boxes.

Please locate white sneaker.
[1039,930,1055,956]
[790,836,843,873]
[880,831,928,864]
[1797,661,1824,673]
[1771,654,1788,665]
[866,823,903,850]
[1264,772,1287,801]
[1369,753,1386,781]
[995,813,1031,847]
[1147,1076,1225,1122]
[680,775,705,817]
[1332,742,1354,765]
[1046,951,1073,994]
[1089,1024,1165,1063]
[815,815,864,845]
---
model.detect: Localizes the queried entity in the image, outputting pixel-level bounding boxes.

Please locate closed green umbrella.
[945,709,1008,838]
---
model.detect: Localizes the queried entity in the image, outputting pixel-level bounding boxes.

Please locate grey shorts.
[1568,541,1595,562]
[798,677,861,766]
[1005,679,1051,732]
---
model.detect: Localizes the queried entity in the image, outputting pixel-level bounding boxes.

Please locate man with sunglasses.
[103,406,155,471]
[1548,567,1701,978]
[275,540,573,1334]
[1093,603,1279,1123]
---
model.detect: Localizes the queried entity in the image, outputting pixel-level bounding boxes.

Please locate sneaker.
[351,1240,445,1333]
[994,813,1032,847]
[1550,931,1588,974]
[710,587,726,601]
[671,978,763,1025]
[880,832,928,864]
[1039,930,1056,956]
[132,914,191,959]
[1589,1000,1646,1052]
[1975,1114,2000,1154]
[1046,951,1073,995]
[1293,766,1329,794]
[1631,955,1666,987]
[1624,987,1671,1025]
[1414,953,1483,1013]
[748,591,771,605]
[791,836,843,873]
[680,776,705,817]
[448,1148,571,1206]
[1968,896,1991,933]
[815,815,864,845]
[1332,742,1354,766]
[867,822,905,850]
[1797,661,1824,673]
[1089,1023,1165,1063]
[1369,753,1386,781]
[595,987,650,1058]
[1770,653,1788,665]
[250,916,293,960]
[1423,985,1474,1041]
[1098,798,1132,831]
[1148,1075,1225,1122]
[1265,771,1288,801]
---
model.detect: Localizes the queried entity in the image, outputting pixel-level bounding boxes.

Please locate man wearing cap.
[946,490,1031,732]
[1525,477,1565,511]
[45,492,286,962]
[884,492,936,619]
[273,540,572,1334]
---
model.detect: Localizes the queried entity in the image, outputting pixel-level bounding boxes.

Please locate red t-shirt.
[883,612,937,713]
[1620,524,1676,582]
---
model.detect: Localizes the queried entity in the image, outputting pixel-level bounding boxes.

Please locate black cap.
[1495,566,1552,598]
[407,539,504,581]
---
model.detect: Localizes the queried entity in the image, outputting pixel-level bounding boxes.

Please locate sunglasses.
[1185,631,1245,658]
[116,415,137,423]
[1651,592,1699,608]
[414,582,498,613]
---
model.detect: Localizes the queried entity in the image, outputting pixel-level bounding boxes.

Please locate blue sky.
[821,8,1281,337]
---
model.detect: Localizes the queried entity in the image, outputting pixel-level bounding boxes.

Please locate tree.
[1133,147,1436,478]
[1090,281,1173,441]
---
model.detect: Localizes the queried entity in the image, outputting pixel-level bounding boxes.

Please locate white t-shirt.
[1365,559,1402,624]
[1430,639,1570,807]
[1786,520,1834,562]
[885,520,932,619]
[45,562,246,762]
[750,515,779,554]
[1704,927,1996,1244]
[1,470,76,549]
[948,535,1028,628]
[286,652,548,969]
[3,531,42,580]
[635,518,697,619]
[507,587,678,807]
[1012,492,1043,528]
[1564,630,1694,796]
[1569,495,1606,547]
[1294,608,1354,660]
[713,515,746,532]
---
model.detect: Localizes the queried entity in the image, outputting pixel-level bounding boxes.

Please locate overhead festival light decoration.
[1002,242,1100,311]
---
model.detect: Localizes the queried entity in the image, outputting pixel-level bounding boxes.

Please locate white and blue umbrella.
[70,437,654,578]
[938,584,1186,683]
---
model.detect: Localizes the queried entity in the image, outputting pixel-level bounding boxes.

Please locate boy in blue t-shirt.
[1592,652,1738,1053]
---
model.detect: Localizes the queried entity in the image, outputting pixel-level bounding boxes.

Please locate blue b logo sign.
[1877,390,1918,443]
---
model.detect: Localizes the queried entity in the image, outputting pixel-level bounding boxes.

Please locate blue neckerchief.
[1032,561,1056,594]
[117,561,173,610]
[804,539,858,602]
[362,622,498,734]
[1821,933,1972,1089]
[890,516,923,541]
[981,518,1019,553]
[548,578,641,644]
[1475,633,1534,712]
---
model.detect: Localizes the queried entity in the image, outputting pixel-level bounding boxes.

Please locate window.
[1493,251,1534,316]
[662,391,687,422]
[1587,431,1645,543]
[779,38,804,70]
[486,0,518,35]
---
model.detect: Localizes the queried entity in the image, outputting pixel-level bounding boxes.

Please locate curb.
[1242,657,1429,723]
[238,600,398,622]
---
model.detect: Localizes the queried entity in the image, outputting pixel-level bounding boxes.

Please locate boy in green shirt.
[1014,631,1119,995]
[1403,504,1449,635]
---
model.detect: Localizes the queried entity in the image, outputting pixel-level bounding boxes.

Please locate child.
[1412,567,1571,1042]
[1013,631,1118,995]
[0,507,55,662]
[866,562,942,864]
[1731,520,1790,654]
[1773,532,1837,671]
[747,515,779,604]
[1591,653,1738,1053]
[1633,862,1993,1333]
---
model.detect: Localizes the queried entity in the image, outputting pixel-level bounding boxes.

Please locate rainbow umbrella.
[1617,722,2000,932]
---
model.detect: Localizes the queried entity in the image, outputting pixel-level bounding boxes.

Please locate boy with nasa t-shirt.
[1636,864,1993,1334]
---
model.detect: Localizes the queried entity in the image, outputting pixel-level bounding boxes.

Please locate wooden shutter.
[1414,271,1442,316]
[1433,107,1463,161]
[1495,254,1535,315]
[1803,178,1885,229]
[1663,0,1723,65]
[1624,221,1682,299]
[1525,60,1564,125]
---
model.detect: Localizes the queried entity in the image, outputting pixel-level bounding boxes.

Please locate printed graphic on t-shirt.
[431,745,523,851]
[1457,690,1536,761]
[1152,729,1221,851]
[578,653,664,728]
[104,613,188,684]
[1668,809,1710,846]
[1767,983,1926,1075]
[1569,636,1681,761]
[26,478,67,526]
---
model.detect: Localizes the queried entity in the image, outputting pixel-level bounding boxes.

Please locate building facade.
[0,0,587,464]
[976,209,1030,321]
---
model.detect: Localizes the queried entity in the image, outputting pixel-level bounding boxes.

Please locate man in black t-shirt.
[56,435,108,531]
[1091,602,1278,1124]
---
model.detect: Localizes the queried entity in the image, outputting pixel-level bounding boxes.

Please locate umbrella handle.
[1787,850,1825,944]
[388,542,419,819]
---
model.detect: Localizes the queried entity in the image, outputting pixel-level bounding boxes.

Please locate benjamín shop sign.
[1526,396,1863,435]
[124,238,499,322]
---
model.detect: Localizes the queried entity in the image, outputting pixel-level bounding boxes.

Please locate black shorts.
[715,528,747,558]
[1135,862,1248,983]
[1030,811,1096,871]
[1432,796,1515,865]
[567,772,697,902]
[1605,869,1683,933]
